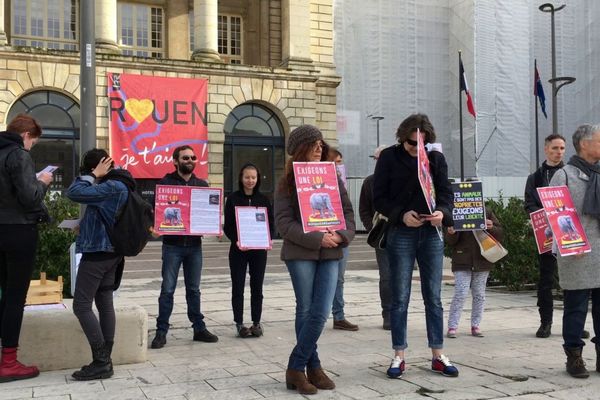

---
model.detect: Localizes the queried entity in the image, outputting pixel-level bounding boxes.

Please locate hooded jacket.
[0,131,49,224]
[223,170,274,244]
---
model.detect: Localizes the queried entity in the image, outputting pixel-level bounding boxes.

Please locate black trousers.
[0,224,38,348]
[228,245,267,325]
[537,252,557,324]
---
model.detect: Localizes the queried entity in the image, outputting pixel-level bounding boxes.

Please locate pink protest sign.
[293,162,346,233]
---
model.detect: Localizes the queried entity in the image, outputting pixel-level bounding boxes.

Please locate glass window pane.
[234,117,271,136]
[49,91,75,109]
[231,104,252,120]
[21,91,47,109]
[7,101,28,121]
[68,104,80,123]
[30,105,72,128]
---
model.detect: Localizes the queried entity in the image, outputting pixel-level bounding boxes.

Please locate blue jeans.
[286,259,339,371]
[332,247,349,320]
[156,244,205,333]
[563,288,600,349]
[375,247,392,318]
[386,225,444,350]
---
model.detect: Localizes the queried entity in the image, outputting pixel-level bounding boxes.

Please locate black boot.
[72,342,114,381]
[536,322,551,338]
[564,346,589,378]
[592,338,600,372]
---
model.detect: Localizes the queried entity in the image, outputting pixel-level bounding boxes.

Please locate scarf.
[567,155,600,218]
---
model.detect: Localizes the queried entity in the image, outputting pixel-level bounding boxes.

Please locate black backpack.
[103,189,154,257]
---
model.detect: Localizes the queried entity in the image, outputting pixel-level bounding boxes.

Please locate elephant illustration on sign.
[309,192,335,219]
[557,215,581,242]
[163,207,183,226]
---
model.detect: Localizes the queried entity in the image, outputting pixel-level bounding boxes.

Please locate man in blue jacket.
[151,145,218,349]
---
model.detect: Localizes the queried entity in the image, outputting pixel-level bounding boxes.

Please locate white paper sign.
[235,206,272,250]
[36,165,58,178]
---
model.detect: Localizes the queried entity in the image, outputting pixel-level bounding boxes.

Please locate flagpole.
[459,51,464,181]
[534,59,540,169]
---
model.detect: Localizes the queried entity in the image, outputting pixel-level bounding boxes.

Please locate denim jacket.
[66,175,128,253]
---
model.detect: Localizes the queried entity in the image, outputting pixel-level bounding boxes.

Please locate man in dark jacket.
[151,145,218,349]
[0,114,52,382]
[524,133,589,339]
[359,145,391,330]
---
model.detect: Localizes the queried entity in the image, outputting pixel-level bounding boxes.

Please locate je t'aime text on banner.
[108,73,208,179]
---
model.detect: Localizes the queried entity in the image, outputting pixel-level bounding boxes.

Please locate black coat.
[223,190,274,244]
[0,131,48,224]
[524,161,564,214]
[373,144,453,227]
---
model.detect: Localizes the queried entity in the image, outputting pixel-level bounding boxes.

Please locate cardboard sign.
[537,186,591,256]
[416,129,436,214]
[108,73,209,179]
[530,209,553,254]
[451,181,486,230]
[293,162,346,233]
[154,185,222,236]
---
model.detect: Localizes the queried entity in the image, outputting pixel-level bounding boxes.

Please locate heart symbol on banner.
[125,99,154,123]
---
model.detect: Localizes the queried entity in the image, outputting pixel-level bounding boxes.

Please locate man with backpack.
[66,149,135,380]
[151,145,219,349]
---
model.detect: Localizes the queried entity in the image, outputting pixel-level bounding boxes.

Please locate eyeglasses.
[313,141,324,150]
[180,155,197,161]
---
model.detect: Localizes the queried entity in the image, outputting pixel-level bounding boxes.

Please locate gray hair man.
[549,123,600,379]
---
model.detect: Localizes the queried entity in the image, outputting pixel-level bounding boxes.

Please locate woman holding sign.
[223,163,273,338]
[275,125,355,395]
[373,114,457,379]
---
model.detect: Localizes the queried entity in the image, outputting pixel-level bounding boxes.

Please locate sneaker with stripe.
[431,354,459,377]
[387,356,405,378]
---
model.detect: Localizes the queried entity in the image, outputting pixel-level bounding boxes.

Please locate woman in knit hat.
[274,124,355,395]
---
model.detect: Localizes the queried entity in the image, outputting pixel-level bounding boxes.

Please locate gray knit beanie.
[287,124,323,155]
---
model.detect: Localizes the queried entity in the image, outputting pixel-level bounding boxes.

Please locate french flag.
[459,59,476,118]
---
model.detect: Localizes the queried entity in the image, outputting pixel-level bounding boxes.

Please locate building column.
[281,0,313,68]
[167,0,190,60]
[95,0,120,54]
[0,0,7,46]
[191,0,221,62]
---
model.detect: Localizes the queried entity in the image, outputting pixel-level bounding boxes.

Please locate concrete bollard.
[18,300,148,372]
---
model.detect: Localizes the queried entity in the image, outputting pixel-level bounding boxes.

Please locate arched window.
[223,103,285,199]
[7,90,80,191]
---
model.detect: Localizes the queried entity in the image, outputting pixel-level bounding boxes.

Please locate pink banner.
[108,73,208,179]
[537,186,591,256]
[529,209,553,254]
[293,162,346,233]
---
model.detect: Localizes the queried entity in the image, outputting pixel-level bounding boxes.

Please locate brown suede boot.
[307,367,335,390]
[285,368,318,395]
[564,346,589,378]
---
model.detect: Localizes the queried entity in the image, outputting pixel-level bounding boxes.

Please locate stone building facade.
[0,0,339,197]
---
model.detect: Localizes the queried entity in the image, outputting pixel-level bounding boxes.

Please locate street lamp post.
[370,116,384,147]
[539,3,575,135]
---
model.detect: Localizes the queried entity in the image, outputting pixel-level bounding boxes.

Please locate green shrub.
[485,195,539,290]
[34,193,79,297]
